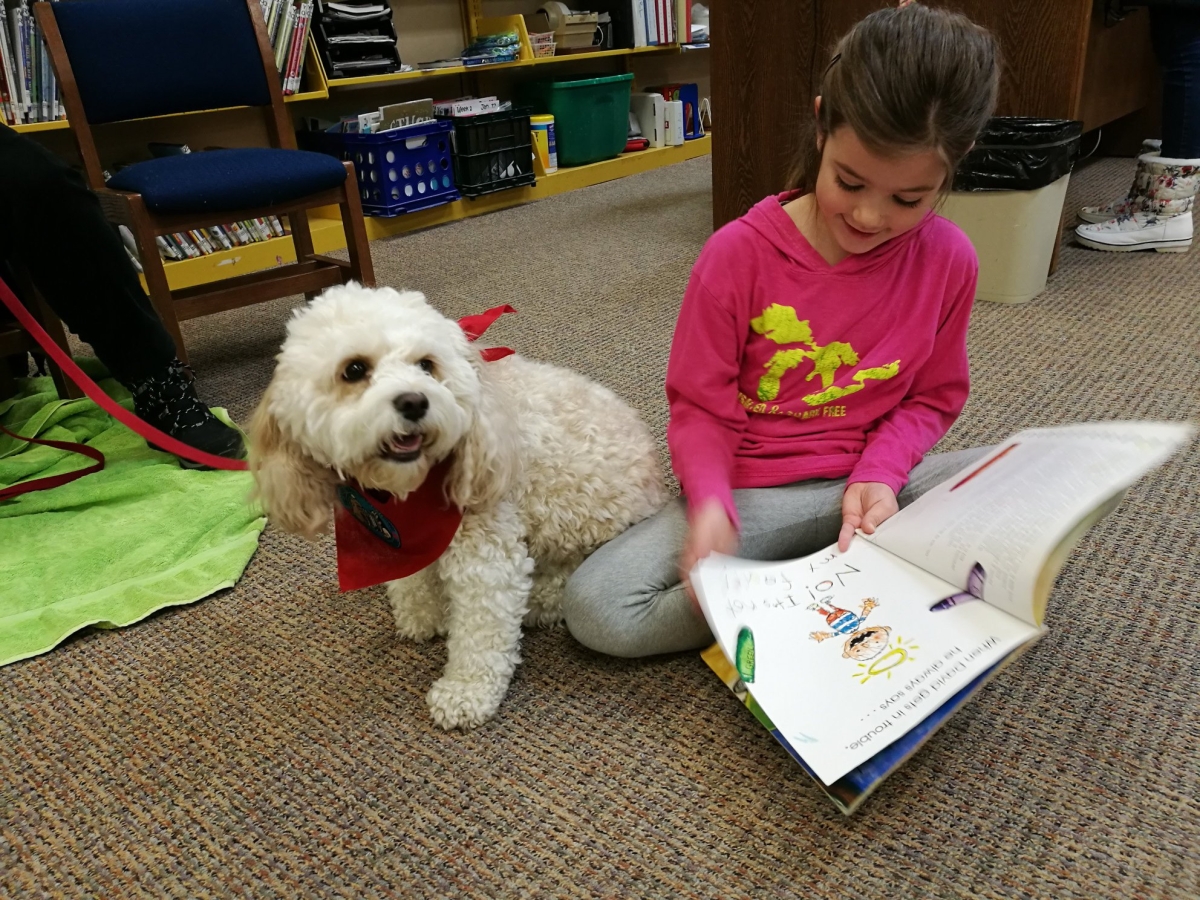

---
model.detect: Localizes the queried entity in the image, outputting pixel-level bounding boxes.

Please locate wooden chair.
[0,278,81,403]
[34,0,375,364]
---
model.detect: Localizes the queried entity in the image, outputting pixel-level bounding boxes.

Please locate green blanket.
[0,359,265,666]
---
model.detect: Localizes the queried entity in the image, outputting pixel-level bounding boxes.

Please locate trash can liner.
[953,117,1084,192]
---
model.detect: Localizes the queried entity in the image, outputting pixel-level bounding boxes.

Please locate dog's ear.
[445,362,520,511]
[248,386,336,540]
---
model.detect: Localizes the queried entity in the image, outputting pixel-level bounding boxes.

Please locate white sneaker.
[1077,139,1161,224]
[1075,210,1193,252]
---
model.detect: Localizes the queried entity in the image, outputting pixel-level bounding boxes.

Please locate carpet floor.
[2,156,1197,899]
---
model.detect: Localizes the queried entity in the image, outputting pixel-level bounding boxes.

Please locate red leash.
[0,276,248,504]
[0,424,106,500]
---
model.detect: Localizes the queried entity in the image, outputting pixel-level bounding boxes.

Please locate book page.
[868,421,1192,627]
[692,539,1040,786]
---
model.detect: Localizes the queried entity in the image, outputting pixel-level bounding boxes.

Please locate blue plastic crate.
[301,119,459,217]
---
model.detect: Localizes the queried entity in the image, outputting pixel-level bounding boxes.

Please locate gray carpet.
[2,156,1198,899]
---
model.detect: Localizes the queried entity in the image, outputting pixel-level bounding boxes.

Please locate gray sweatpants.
[562,446,991,658]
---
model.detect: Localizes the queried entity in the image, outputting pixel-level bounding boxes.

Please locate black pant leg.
[0,124,175,384]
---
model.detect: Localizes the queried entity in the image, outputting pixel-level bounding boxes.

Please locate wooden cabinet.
[713,0,1159,228]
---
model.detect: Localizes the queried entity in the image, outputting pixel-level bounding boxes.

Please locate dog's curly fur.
[250,284,667,728]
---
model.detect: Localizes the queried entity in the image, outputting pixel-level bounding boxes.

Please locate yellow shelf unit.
[152,135,710,291]
[327,134,710,242]
[326,43,680,90]
[148,217,346,293]
[9,119,70,134]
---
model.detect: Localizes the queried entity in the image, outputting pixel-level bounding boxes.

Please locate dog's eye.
[418,358,435,374]
[342,359,370,383]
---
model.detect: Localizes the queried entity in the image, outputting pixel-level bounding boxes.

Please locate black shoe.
[127,359,246,468]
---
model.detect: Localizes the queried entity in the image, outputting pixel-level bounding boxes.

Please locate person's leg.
[563,445,992,658]
[0,124,175,384]
[0,125,243,461]
[1150,8,1200,159]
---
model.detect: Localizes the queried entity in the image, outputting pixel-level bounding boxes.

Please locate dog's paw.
[522,607,565,629]
[426,676,507,730]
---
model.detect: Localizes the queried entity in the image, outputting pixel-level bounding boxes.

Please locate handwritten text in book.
[717,563,862,616]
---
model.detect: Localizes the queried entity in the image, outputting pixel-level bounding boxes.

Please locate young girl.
[563,3,1001,658]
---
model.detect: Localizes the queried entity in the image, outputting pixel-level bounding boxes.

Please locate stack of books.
[260,0,315,94]
[0,1,63,126]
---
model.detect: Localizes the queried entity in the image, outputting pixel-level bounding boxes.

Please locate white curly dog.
[250,283,666,729]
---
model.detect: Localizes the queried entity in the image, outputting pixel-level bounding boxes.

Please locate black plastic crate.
[442,109,537,197]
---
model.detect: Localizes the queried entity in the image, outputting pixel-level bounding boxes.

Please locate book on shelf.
[0,0,64,126]
[144,217,287,263]
[691,420,1193,815]
[260,0,313,95]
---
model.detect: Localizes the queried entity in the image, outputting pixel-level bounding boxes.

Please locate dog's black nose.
[393,392,428,422]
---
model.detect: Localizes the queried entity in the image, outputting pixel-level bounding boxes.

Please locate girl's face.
[813,124,947,257]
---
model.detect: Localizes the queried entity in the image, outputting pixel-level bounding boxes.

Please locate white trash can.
[939,173,1072,305]
[941,117,1082,305]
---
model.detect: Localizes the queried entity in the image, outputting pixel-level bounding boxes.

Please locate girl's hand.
[839,482,899,552]
[680,498,738,611]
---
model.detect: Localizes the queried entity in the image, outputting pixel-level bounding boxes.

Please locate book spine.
[290,2,313,93]
[39,30,50,121]
[630,0,646,49]
[283,2,306,94]
[265,0,279,40]
[207,226,234,251]
[267,215,285,237]
[8,7,23,122]
[189,229,215,255]
[252,217,273,241]
[0,23,10,124]
[17,6,29,122]
[274,2,295,73]
[155,235,180,261]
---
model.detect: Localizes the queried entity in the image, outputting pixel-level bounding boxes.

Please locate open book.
[691,421,1193,814]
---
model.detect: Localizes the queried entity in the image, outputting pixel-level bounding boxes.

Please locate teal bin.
[518,73,634,167]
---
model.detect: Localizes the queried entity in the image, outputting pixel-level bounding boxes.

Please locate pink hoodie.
[667,192,978,527]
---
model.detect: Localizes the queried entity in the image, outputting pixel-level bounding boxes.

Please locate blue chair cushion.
[106,148,348,213]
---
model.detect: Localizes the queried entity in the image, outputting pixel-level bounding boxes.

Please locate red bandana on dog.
[334,305,516,592]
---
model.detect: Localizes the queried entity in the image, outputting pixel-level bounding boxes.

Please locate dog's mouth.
[379,431,424,463]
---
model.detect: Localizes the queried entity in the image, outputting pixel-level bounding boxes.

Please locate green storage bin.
[518,73,634,167]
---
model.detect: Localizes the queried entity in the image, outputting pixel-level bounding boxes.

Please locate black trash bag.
[953,117,1084,192]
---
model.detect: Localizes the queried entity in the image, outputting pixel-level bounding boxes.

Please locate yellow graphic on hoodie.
[750,303,900,406]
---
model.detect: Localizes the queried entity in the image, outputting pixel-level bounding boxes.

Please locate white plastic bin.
[938,173,1070,305]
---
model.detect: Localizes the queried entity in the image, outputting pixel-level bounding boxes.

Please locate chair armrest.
[94,187,142,227]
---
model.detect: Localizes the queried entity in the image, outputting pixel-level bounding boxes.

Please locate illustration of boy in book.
[807,598,893,661]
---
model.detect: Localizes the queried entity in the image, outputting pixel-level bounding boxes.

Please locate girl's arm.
[848,265,977,493]
[666,272,750,529]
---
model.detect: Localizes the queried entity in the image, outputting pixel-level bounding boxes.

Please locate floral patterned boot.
[1077,139,1160,224]
[1074,155,1199,253]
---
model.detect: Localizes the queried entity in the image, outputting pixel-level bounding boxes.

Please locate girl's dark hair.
[788,3,1001,193]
